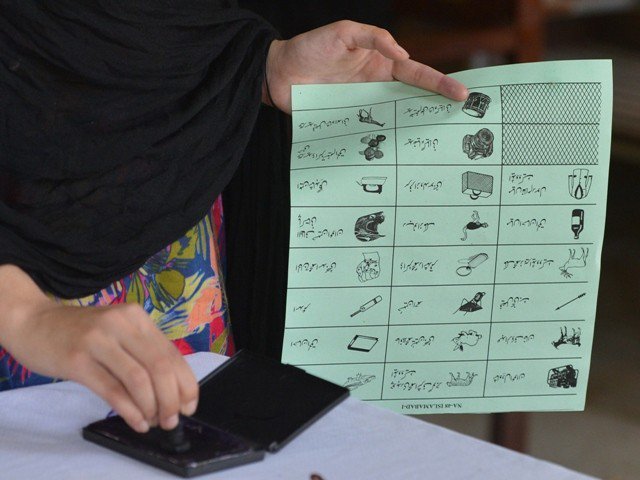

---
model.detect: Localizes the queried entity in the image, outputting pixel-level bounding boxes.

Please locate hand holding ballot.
[264,21,468,113]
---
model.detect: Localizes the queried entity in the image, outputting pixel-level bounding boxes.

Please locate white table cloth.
[0,352,595,479]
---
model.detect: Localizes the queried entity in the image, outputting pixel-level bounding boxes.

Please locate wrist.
[261,67,276,108]
[262,39,286,112]
[0,265,53,344]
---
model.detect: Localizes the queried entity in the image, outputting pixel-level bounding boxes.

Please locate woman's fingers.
[337,21,409,61]
[142,317,199,417]
[78,360,150,433]
[392,58,468,101]
[91,339,158,425]
[115,306,180,429]
[117,304,198,429]
[334,21,467,101]
[146,355,181,430]
[171,347,199,416]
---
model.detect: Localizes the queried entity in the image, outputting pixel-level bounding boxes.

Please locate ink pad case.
[83,350,350,477]
[83,414,263,477]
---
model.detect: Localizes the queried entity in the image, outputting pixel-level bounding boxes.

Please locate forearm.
[0,264,52,345]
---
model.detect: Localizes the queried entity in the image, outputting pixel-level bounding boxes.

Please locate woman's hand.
[264,20,469,113]
[0,266,198,434]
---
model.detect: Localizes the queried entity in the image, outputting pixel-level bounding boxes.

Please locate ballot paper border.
[285,75,608,414]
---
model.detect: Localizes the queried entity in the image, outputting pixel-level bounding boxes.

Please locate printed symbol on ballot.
[452,330,483,352]
[568,168,592,199]
[453,291,485,315]
[357,176,387,194]
[462,92,491,118]
[559,248,589,278]
[462,171,493,200]
[356,252,380,282]
[547,365,578,389]
[555,292,586,311]
[354,211,385,242]
[347,335,379,352]
[343,373,376,390]
[359,134,386,161]
[571,209,584,239]
[356,107,385,127]
[461,210,489,241]
[447,372,478,387]
[462,128,494,159]
[552,327,582,349]
[456,253,488,277]
[351,295,382,318]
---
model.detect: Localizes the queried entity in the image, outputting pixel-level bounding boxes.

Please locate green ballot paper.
[282,60,612,414]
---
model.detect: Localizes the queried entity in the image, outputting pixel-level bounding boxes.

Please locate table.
[0,352,595,479]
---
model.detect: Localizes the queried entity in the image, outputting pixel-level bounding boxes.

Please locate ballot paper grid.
[282,62,611,414]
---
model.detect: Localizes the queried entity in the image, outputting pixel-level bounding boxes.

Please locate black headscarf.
[0,0,276,298]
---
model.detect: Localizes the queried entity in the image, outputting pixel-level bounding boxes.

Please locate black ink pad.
[83,415,262,478]
[83,350,349,477]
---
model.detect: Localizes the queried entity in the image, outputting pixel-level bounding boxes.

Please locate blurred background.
[238,1,640,478]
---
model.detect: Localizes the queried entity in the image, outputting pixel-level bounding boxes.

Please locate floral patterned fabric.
[0,197,233,390]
